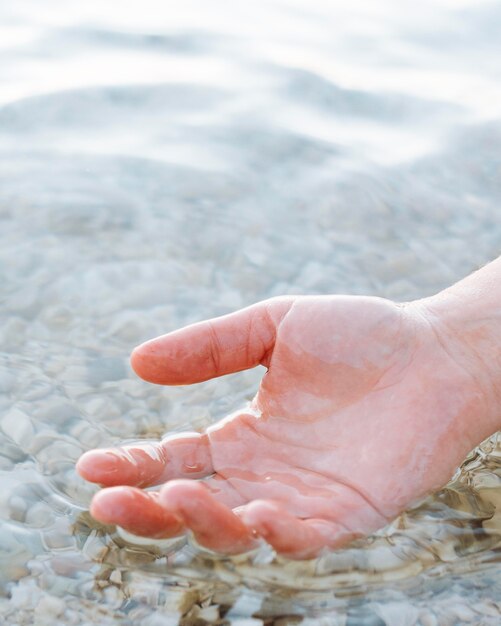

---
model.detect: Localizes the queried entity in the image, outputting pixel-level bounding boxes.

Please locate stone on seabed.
[1,408,35,448]
[375,602,420,626]
[418,611,438,626]
[140,614,179,626]
[36,595,66,618]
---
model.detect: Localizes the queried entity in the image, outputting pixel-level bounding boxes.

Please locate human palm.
[77,295,484,559]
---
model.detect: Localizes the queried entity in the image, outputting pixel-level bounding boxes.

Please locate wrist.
[411,266,501,442]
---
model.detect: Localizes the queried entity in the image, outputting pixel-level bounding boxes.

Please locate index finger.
[130,297,293,385]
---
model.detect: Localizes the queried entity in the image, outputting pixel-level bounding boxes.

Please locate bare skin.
[77,260,501,559]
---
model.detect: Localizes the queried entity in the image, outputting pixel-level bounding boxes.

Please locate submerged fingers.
[90,487,184,539]
[159,480,257,554]
[241,500,357,559]
[89,483,355,559]
[88,480,256,553]
[76,432,213,488]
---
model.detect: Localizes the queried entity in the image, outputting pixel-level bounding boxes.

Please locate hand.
[77,295,488,559]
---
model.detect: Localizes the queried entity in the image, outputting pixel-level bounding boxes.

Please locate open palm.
[77,295,484,559]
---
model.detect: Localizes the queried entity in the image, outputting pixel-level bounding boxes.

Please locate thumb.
[130,297,293,385]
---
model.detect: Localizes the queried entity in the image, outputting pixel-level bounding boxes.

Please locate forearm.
[415,256,501,439]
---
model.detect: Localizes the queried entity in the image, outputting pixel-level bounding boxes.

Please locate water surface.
[1,0,501,623]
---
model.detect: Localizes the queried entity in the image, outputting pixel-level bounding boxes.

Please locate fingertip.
[240,501,292,551]
[89,486,126,524]
[130,338,186,385]
[75,450,92,480]
[158,479,205,510]
[77,448,146,487]
[242,501,353,559]
[130,342,154,382]
[76,449,119,484]
[89,486,185,538]
[159,480,256,554]
[241,500,281,530]
[241,500,304,557]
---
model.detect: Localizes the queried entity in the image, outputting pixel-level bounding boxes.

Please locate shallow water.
[1,0,501,623]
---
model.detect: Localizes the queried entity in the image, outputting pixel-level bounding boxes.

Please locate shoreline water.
[1,0,501,623]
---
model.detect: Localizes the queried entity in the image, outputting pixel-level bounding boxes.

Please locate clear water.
[1,0,501,623]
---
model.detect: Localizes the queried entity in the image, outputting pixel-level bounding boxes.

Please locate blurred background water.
[1,0,501,624]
